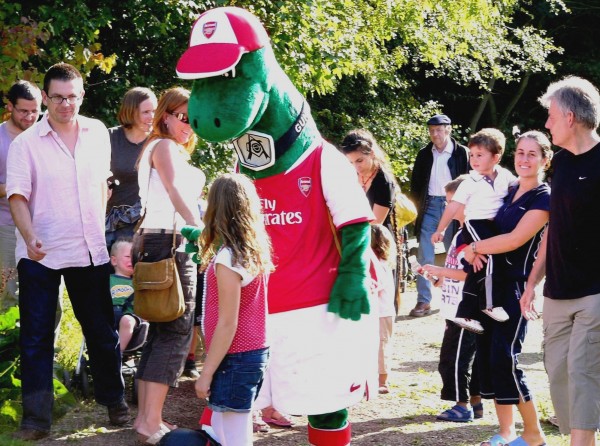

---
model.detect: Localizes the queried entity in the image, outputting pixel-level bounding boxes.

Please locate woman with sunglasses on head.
[132,87,205,445]
[340,129,397,227]
[340,129,401,395]
[105,87,157,250]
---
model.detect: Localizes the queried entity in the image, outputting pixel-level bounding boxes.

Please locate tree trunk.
[498,72,531,128]
[488,94,497,127]
[469,78,496,131]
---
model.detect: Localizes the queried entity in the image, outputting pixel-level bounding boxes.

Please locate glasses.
[47,95,81,105]
[168,112,190,124]
[13,108,39,116]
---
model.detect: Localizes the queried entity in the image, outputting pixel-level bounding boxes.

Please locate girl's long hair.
[200,173,273,276]
[371,224,396,268]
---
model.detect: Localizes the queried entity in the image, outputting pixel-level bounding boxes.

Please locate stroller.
[391,225,415,315]
[65,317,148,403]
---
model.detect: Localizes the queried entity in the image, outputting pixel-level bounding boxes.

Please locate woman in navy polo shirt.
[463,131,552,446]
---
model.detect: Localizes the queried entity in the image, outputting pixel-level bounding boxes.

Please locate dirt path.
[32,286,560,446]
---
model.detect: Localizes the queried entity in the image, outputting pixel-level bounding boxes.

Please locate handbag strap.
[133,143,154,233]
[137,142,178,260]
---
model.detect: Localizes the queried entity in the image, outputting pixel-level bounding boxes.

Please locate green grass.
[54,290,84,373]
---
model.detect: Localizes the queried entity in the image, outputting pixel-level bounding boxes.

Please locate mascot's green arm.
[327,221,371,321]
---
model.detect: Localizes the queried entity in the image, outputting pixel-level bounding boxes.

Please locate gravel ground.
[22,285,574,446]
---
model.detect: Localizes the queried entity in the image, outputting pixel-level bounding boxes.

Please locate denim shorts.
[208,347,269,413]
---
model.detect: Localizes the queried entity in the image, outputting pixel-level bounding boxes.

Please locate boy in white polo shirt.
[432,128,516,333]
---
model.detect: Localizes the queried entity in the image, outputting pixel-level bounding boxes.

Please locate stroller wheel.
[131,378,139,405]
[72,356,92,399]
[62,369,72,390]
[80,362,91,399]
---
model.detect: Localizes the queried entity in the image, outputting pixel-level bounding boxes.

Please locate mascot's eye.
[222,67,236,78]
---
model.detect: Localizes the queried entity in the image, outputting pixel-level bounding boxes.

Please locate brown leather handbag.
[133,225,185,323]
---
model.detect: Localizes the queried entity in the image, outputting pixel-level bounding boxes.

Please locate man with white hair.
[522,76,600,446]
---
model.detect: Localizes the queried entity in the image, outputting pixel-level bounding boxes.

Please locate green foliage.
[311,75,441,187]
[1,0,570,181]
[0,307,19,394]
[0,1,117,116]
[229,0,564,181]
[54,293,83,372]
[0,4,50,110]
[190,140,237,186]
[0,305,77,432]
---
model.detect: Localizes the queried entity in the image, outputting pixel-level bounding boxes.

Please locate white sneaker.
[482,307,509,322]
[453,318,484,334]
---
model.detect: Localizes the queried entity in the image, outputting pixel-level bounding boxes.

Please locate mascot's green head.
[177,7,317,177]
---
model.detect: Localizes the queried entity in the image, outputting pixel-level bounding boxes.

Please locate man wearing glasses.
[7,63,129,440]
[0,80,41,310]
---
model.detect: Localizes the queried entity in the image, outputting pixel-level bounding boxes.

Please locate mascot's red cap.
[177,7,269,79]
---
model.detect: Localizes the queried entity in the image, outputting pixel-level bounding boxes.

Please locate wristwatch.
[470,242,478,254]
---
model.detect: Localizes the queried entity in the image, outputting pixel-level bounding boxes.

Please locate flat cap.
[427,114,451,125]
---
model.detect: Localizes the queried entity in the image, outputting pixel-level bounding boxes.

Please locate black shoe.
[108,399,131,426]
[13,428,50,441]
[183,359,200,378]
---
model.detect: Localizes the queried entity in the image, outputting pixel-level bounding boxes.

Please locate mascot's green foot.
[308,410,351,446]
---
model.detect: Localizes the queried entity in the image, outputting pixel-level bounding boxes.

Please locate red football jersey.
[254,141,372,313]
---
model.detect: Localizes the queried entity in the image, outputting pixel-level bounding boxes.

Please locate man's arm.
[9,194,45,261]
[409,150,425,203]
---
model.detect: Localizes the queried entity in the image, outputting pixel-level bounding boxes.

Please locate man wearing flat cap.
[408,114,469,317]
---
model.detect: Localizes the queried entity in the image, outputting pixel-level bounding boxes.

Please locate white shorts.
[255,304,378,415]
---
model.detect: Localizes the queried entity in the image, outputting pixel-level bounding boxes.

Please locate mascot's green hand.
[181,225,202,262]
[181,225,202,242]
[327,222,371,321]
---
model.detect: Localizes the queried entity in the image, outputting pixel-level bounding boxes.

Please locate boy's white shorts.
[255,303,378,415]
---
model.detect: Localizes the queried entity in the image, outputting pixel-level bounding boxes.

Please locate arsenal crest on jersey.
[298,177,312,197]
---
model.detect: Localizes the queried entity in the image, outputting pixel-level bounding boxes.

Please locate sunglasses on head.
[168,111,190,124]
[342,139,369,151]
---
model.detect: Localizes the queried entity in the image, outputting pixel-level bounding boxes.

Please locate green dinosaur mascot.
[177,7,377,445]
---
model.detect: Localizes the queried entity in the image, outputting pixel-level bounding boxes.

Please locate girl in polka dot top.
[195,173,273,445]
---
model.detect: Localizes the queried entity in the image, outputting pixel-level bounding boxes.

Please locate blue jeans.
[416,196,453,305]
[208,347,269,413]
[18,259,124,432]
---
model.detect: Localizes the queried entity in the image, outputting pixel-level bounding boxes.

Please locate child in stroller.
[110,238,148,353]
